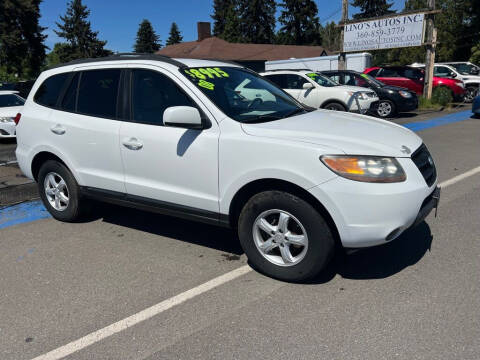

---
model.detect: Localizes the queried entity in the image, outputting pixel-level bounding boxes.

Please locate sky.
[39,0,406,53]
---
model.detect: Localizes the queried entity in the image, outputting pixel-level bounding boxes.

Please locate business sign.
[343,13,426,52]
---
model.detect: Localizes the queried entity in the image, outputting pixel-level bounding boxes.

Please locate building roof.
[157,37,329,62]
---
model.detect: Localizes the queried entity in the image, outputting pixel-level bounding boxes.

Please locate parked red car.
[364,66,466,101]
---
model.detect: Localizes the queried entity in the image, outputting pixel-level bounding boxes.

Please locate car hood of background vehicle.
[241,110,422,157]
[380,85,410,93]
[335,85,376,94]
[0,106,23,117]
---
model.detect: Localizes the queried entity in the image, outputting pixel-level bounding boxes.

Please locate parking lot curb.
[0,182,38,208]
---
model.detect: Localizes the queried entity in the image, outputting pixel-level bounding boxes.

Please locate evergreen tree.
[211,0,235,37]
[54,0,111,62]
[134,19,161,52]
[166,22,183,46]
[277,0,321,45]
[321,21,341,52]
[238,0,276,44]
[0,0,46,79]
[222,4,242,43]
[470,42,480,65]
[351,0,395,19]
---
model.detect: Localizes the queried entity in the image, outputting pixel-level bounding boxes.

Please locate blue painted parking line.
[403,110,472,132]
[0,200,51,230]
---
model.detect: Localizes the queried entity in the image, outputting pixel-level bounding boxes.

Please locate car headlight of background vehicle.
[0,117,15,123]
[347,91,375,100]
[398,90,412,98]
[320,155,406,183]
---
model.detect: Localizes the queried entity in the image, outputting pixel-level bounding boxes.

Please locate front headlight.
[0,117,15,123]
[320,155,406,183]
[398,90,412,98]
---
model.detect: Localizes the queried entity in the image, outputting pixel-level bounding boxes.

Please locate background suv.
[261,69,378,113]
[16,54,438,282]
[364,66,466,101]
[322,70,417,118]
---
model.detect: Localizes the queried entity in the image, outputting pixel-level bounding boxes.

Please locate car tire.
[323,102,346,112]
[465,86,478,103]
[38,160,87,222]
[238,191,335,282]
[376,100,396,118]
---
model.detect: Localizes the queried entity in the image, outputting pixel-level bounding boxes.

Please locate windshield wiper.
[242,114,284,123]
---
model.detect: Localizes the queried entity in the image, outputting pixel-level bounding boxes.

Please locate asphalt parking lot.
[1,107,479,360]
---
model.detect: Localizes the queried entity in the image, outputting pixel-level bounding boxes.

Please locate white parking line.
[30,165,480,360]
[30,265,252,360]
[439,166,480,188]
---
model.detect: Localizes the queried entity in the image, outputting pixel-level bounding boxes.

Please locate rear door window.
[264,74,287,88]
[77,69,121,119]
[61,73,80,112]
[34,73,70,108]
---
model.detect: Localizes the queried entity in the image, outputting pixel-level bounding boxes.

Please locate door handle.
[50,124,66,135]
[122,137,143,150]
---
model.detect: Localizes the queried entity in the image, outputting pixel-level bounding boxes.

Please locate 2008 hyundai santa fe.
[15,54,440,281]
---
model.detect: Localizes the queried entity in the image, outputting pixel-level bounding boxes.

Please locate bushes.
[431,87,453,106]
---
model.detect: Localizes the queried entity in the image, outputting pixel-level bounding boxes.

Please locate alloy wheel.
[253,209,308,267]
[44,172,69,211]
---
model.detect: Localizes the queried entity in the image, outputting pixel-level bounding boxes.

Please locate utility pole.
[338,0,348,70]
[423,0,436,99]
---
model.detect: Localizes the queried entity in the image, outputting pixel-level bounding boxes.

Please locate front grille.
[411,144,437,186]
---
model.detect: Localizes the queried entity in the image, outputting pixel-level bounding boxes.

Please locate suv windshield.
[0,94,25,107]
[359,73,384,87]
[447,63,479,75]
[181,67,306,122]
[306,73,338,87]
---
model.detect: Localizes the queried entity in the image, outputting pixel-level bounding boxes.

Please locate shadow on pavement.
[96,202,244,255]
[88,202,432,281]
[311,221,433,284]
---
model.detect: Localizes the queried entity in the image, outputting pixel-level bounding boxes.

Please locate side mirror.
[451,72,457,78]
[303,82,314,90]
[163,106,203,129]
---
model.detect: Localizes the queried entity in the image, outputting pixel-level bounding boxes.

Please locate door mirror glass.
[163,106,203,129]
[303,82,314,90]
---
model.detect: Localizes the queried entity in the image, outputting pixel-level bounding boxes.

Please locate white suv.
[261,69,379,113]
[16,55,439,281]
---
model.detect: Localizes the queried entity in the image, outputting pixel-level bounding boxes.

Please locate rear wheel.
[323,102,346,112]
[376,100,396,118]
[238,191,335,282]
[38,160,87,222]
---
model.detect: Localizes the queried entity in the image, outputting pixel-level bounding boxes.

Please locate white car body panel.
[0,91,23,138]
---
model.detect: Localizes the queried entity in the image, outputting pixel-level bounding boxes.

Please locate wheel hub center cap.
[274,233,285,244]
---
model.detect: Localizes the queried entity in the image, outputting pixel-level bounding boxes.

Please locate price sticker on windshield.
[184,67,229,80]
[306,73,318,79]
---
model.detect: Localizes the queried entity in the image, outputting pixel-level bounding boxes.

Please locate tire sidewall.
[38,160,81,222]
[324,102,346,112]
[238,191,334,282]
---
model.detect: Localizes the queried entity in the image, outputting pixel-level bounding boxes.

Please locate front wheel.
[238,191,335,282]
[465,86,478,103]
[323,102,346,112]
[376,100,396,118]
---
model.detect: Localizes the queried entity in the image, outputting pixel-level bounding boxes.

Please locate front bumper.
[309,157,438,248]
[396,96,418,112]
[412,186,440,228]
[0,122,16,138]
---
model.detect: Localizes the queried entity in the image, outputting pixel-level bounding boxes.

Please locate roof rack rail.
[48,53,186,70]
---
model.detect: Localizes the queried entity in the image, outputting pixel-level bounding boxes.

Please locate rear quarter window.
[34,73,70,108]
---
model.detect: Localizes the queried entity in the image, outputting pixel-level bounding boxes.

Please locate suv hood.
[241,110,422,157]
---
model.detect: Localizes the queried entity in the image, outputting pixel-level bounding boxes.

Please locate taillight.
[14,113,21,125]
